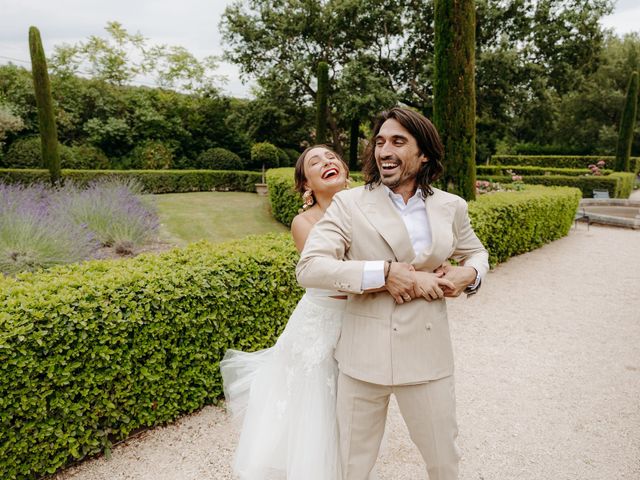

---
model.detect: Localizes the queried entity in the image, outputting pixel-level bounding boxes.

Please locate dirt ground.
[52,220,640,480]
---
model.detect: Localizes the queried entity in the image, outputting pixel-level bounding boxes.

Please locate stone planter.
[255,183,268,196]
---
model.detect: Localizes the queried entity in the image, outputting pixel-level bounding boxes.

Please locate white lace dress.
[220,289,346,480]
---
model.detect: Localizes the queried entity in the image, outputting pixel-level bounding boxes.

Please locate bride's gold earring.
[302,189,314,210]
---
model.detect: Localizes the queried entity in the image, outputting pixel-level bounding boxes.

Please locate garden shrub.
[1,136,75,169]
[266,168,303,226]
[490,154,639,170]
[282,148,301,166]
[0,169,262,194]
[196,147,244,170]
[275,147,293,167]
[0,234,303,478]
[609,172,636,199]
[476,173,636,198]
[64,144,110,170]
[249,142,279,171]
[477,165,613,177]
[51,178,159,251]
[0,183,96,275]
[0,179,159,275]
[511,143,586,156]
[468,186,580,265]
[126,140,174,169]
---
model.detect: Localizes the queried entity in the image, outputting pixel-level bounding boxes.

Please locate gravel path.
[52,222,640,480]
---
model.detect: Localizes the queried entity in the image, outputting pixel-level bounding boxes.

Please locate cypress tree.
[28,26,60,184]
[316,61,329,144]
[433,0,476,200]
[614,71,638,172]
[349,117,359,171]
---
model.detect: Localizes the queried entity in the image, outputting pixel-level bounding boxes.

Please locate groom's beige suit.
[296,183,489,480]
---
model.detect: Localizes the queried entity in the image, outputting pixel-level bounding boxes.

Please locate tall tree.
[50,21,222,92]
[433,0,476,200]
[615,71,639,171]
[220,0,401,153]
[316,62,329,144]
[29,26,60,183]
[397,0,614,158]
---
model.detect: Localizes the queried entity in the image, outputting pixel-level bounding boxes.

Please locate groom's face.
[374,118,427,193]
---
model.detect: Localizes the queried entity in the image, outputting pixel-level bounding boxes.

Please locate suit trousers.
[337,371,460,480]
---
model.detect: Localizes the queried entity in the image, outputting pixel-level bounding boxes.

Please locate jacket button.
[425,323,433,331]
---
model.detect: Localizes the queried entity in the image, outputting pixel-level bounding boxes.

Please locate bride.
[220,145,352,480]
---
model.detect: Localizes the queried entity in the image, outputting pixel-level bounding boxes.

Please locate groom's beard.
[378,160,421,192]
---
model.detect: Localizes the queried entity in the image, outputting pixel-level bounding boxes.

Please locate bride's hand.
[413,271,455,301]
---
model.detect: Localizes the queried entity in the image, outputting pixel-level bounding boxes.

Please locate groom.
[296,107,489,480]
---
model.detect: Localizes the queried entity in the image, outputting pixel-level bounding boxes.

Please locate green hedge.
[0,234,303,479]
[196,148,244,170]
[468,186,580,265]
[477,173,636,198]
[477,165,613,177]
[267,168,580,265]
[266,168,304,226]
[0,169,262,194]
[491,155,640,173]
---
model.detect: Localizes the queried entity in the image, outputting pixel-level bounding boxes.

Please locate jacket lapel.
[412,189,457,272]
[355,184,416,263]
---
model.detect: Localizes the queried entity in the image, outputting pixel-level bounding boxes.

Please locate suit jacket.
[296,184,489,385]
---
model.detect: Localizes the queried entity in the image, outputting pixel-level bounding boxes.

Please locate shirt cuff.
[362,261,385,290]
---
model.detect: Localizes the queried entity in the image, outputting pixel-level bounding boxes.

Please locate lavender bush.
[51,178,159,254]
[0,184,96,275]
[0,178,159,275]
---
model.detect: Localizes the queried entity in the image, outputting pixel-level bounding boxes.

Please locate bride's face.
[303,147,348,196]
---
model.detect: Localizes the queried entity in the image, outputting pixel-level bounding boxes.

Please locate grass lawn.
[151,192,289,245]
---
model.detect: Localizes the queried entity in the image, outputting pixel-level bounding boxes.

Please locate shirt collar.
[384,185,424,206]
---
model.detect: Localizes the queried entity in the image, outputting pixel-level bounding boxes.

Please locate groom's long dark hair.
[362,107,444,197]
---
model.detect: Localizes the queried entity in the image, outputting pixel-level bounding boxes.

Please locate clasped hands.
[386,261,477,304]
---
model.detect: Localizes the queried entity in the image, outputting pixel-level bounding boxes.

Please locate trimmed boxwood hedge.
[491,154,640,174]
[477,172,636,198]
[477,165,614,177]
[468,186,580,264]
[0,169,262,194]
[0,234,303,479]
[267,168,580,265]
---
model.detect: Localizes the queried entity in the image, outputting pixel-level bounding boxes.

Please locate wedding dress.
[220,288,346,480]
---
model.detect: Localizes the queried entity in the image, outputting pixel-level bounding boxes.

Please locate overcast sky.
[1,0,639,99]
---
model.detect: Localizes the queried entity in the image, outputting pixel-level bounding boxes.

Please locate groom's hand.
[386,262,417,304]
[413,271,455,301]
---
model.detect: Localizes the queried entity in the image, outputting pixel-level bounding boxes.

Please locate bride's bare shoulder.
[291,210,320,252]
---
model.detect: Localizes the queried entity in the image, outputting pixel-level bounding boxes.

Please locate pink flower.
[597,160,606,168]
